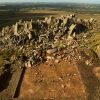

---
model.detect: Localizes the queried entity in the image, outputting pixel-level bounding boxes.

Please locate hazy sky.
[0,0,100,4]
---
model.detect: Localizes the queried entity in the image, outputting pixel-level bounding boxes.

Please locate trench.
[14,67,26,98]
[0,70,12,92]
[0,64,25,99]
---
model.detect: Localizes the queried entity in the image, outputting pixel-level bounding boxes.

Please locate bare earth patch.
[18,61,86,99]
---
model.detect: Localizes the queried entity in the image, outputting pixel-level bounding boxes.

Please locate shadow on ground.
[0,64,12,92]
[0,11,55,28]
[77,62,100,100]
[14,67,26,98]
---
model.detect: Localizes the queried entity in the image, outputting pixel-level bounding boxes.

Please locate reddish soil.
[18,61,86,99]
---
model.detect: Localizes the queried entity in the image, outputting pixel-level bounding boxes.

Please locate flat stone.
[55,59,60,63]
[46,48,57,54]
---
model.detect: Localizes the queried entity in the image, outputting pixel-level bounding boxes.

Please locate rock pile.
[0,14,95,67]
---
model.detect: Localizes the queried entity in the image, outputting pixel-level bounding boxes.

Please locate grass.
[79,32,100,59]
[0,49,20,72]
[0,50,11,72]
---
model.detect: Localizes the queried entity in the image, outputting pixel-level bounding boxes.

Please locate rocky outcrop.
[0,14,96,67]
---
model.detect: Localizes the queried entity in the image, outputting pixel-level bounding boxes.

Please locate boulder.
[28,33,32,40]
[69,24,76,35]
[14,23,18,35]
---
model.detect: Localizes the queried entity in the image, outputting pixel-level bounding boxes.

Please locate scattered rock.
[85,60,92,66]
[46,56,55,61]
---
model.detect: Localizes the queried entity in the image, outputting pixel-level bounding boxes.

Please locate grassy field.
[0,2,100,28]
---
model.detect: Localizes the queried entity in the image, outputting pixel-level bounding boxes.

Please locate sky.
[0,0,100,4]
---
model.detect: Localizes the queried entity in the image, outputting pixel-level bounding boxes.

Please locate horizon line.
[0,1,100,4]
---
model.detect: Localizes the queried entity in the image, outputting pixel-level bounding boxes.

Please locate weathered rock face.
[0,14,96,67]
[14,23,18,35]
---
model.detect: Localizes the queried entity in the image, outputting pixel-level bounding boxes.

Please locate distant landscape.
[0,3,100,28]
[0,3,100,13]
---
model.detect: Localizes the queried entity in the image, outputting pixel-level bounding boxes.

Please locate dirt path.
[17,61,86,100]
[0,64,23,99]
